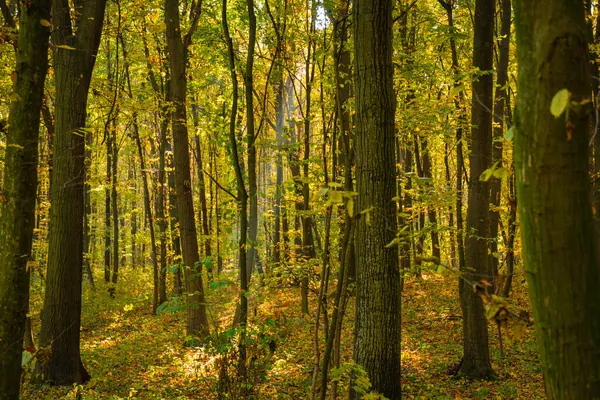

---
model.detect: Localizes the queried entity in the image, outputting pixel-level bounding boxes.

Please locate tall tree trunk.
[421,137,440,259]
[111,119,119,287]
[0,0,51,396]
[459,0,495,379]
[222,0,249,380]
[83,127,95,288]
[165,0,209,338]
[489,0,511,289]
[273,80,284,267]
[438,0,466,272]
[351,0,400,396]
[193,129,212,279]
[245,0,258,284]
[157,117,169,304]
[34,0,107,385]
[515,1,600,397]
[104,130,112,283]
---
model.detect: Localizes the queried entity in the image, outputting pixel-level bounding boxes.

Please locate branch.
[202,168,238,201]
[183,0,202,53]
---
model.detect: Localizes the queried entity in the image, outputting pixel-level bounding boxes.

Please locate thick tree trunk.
[35,0,107,385]
[459,0,495,379]
[514,1,600,397]
[351,0,401,396]
[0,1,51,396]
[165,0,209,338]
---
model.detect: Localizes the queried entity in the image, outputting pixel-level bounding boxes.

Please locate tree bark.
[514,0,600,397]
[0,0,51,396]
[34,0,107,385]
[351,0,401,396]
[165,0,209,338]
[459,0,495,379]
[488,0,511,289]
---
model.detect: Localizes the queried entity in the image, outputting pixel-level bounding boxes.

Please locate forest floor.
[20,264,544,399]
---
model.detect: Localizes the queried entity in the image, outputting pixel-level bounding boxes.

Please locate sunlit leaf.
[550,88,569,118]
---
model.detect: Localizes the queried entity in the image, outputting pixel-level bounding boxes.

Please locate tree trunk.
[514,1,600,397]
[351,0,401,396]
[165,0,209,338]
[104,131,112,283]
[459,0,495,379]
[0,1,51,396]
[34,0,107,385]
[489,0,511,289]
[111,119,119,287]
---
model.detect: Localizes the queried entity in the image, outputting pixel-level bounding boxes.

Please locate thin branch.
[203,168,238,201]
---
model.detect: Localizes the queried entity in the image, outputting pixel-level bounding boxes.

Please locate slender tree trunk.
[489,0,511,289]
[34,0,107,385]
[104,131,112,283]
[83,128,95,288]
[223,0,249,380]
[0,1,51,396]
[245,0,258,284]
[111,119,119,287]
[421,137,440,259]
[351,0,400,396]
[459,0,495,379]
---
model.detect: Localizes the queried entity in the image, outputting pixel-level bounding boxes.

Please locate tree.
[459,0,495,379]
[514,0,600,397]
[164,0,210,339]
[0,0,51,396]
[34,0,108,385]
[351,0,401,397]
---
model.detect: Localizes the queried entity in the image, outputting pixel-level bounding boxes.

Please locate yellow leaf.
[330,190,343,204]
[56,44,77,51]
[347,198,354,217]
[550,88,569,118]
[40,19,51,27]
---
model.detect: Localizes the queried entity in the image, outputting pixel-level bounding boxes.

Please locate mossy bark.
[0,1,51,397]
[514,0,600,397]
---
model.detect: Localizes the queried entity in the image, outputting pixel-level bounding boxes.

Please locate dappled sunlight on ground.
[21,265,544,399]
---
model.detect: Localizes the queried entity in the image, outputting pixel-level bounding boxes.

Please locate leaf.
[385,238,399,248]
[450,84,465,97]
[493,167,508,179]
[347,198,354,217]
[40,19,51,27]
[550,88,569,118]
[505,126,514,141]
[56,44,77,51]
[330,190,343,204]
[480,168,494,182]
[317,187,329,196]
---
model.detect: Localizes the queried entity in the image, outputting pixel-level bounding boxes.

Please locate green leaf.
[493,167,508,179]
[480,168,494,182]
[550,88,569,118]
[347,198,354,217]
[505,126,514,141]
